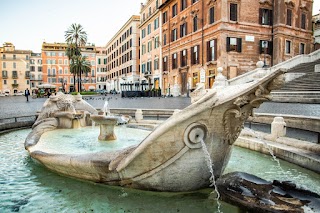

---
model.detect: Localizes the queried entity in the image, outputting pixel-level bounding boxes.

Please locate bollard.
[135,109,143,122]
[271,117,286,138]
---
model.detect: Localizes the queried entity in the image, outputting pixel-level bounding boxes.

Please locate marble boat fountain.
[25,67,288,192]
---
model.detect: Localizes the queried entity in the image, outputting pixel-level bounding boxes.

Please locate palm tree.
[64,23,87,92]
[70,55,91,92]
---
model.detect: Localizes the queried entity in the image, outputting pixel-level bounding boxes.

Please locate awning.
[89,86,95,90]
[37,84,56,89]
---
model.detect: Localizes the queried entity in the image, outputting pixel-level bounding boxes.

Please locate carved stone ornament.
[207,0,217,6]
[300,1,308,11]
[223,82,278,144]
[180,15,188,23]
[285,0,295,7]
[259,0,272,7]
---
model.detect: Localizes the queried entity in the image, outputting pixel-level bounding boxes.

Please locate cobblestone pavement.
[0,95,319,119]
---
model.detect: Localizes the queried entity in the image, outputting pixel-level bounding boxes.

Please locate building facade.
[140,0,163,92]
[41,42,96,92]
[30,53,43,92]
[0,42,31,95]
[313,13,320,50]
[159,0,313,96]
[96,47,107,90]
[105,15,140,92]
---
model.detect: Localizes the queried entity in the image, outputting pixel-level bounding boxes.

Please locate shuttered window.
[226,37,242,52]
[207,39,217,61]
[230,3,237,21]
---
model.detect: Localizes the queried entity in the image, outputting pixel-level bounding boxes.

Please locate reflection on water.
[1,129,320,212]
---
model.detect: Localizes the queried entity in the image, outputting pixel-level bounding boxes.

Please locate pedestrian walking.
[24,88,30,102]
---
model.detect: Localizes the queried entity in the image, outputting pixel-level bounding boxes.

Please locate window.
[142,44,146,55]
[142,28,146,38]
[301,13,306,29]
[148,40,152,52]
[286,9,292,26]
[209,7,215,24]
[163,11,168,24]
[299,43,305,54]
[226,37,242,52]
[154,58,159,70]
[180,22,187,38]
[147,24,151,35]
[259,8,272,25]
[193,16,198,32]
[38,67,42,72]
[2,70,8,77]
[180,49,187,67]
[163,56,168,71]
[141,63,146,73]
[163,34,167,45]
[26,55,29,60]
[207,39,217,61]
[230,3,238,21]
[172,4,177,17]
[13,55,16,59]
[4,80,7,84]
[149,7,151,16]
[172,53,178,69]
[285,40,291,54]
[12,71,18,78]
[154,17,159,30]
[171,28,177,41]
[147,61,152,72]
[13,62,16,69]
[181,0,187,11]
[192,0,198,3]
[259,40,272,55]
[2,54,5,59]
[2,62,6,68]
[191,45,200,65]
[154,36,160,48]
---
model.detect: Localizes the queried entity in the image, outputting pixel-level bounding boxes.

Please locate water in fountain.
[103,100,110,116]
[246,128,284,173]
[2,129,320,212]
[200,139,222,213]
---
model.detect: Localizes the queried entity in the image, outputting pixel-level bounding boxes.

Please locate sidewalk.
[0,95,320,119]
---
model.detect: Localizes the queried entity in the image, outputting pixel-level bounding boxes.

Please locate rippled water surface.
[1,129,320,212]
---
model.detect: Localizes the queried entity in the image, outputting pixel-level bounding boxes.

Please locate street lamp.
[262,41,268,68]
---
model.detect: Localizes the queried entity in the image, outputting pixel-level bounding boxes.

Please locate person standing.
[24,88,30,102]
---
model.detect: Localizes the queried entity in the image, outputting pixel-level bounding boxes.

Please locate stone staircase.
[271,59,320,103]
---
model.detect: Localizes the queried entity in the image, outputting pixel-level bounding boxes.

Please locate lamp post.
[263,41,267,68]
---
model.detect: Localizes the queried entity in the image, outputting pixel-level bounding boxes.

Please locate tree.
[64,23,87,92]
[70,55,91,92]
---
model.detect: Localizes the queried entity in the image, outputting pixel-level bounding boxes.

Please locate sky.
[0,0,319,53]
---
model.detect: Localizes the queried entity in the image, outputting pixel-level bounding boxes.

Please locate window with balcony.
[172,53,178,69]
[226,37,242,52]
[180,49,187,67]
[191,45,200,65]
[230,3,238,21]
[147,61,152,73]
[180,22,187,38]
[259,8,272,25]
[2,70,8,78]
[12,71,18,78]
[207,39,217,61]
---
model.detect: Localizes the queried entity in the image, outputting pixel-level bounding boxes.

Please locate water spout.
[103,100,110,116]
[200,139,221,213]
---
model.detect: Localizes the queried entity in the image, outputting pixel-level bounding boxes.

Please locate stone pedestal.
[90,115,118,141]
[135,109,143,122]
[271,117,286,138]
